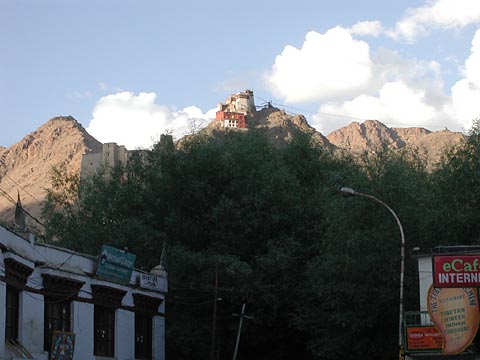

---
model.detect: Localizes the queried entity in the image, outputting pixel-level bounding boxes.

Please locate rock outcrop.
[327,120,464,166]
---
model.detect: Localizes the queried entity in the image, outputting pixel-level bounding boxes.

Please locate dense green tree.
[426,119,480,247]
[293,148,432,359]
[42,129,449,360]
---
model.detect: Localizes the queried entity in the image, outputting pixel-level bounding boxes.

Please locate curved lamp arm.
[340,187,405,360]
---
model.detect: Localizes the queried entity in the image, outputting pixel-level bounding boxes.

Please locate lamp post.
[340,187,405,360]
[210,262,220,360]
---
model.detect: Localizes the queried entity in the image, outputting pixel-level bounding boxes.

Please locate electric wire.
[165,298,214,305]
[0,185,45,228]
[0,186,16,205]
[0,162,43,203]
[3,258,213,307]
[255,96,453,130]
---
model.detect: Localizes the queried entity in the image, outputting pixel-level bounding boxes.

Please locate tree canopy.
[41,124,480,360]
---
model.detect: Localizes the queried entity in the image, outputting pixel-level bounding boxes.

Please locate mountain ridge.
[327,119,464,166]
[0,110,465,227]
[0,116,102,227]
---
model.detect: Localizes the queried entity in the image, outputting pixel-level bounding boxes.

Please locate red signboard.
[433,255,480,287]
[406,327,442,351]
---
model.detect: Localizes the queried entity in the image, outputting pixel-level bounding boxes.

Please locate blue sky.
[1,0,480,149]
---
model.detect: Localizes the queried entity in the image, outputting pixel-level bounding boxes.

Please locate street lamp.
[340,187,405,360]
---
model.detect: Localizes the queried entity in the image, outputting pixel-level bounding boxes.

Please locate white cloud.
[462,29,480,86]
[349,21,383,37]
[451,29,480,130]
[390,0,480,42]
[265,27,373,103]
[265,25,458,134]
[312,81,457,135]
[86,92,216,149]
[309,27,480,135]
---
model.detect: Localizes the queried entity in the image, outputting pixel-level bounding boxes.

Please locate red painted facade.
[215,111,247,129]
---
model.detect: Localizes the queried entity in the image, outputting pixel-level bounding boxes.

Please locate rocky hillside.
[0,116,102,227]
[198,107,334,150]
[0,111,465,228]
[327,119,464,166]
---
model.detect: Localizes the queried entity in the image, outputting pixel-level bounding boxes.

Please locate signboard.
[433,255,480,287]
[96,245,136,284]
[139,273,164,292]
[50,331,75,360]
[406,326,442,351]
[428,286,480,355]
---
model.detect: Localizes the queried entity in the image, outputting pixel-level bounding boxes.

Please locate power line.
[256,97,453,130]
[0,187,16,205]
[0,164,43,203]
[0,185,46,228]
[165,298,214,306]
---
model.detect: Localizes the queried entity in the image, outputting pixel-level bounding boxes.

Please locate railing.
[403,311,442,354]
[403,311,434,327]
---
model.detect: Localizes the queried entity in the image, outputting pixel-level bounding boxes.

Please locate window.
[135,313,152,360]
[41,274,83,352]
[91,285,125,358]
[133,293,162,360]
[44,298,71,351]
[94,305,115,357]
[5,286,19,341]
[4,257,33,343]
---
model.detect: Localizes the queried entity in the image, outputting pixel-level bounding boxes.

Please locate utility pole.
[210,262,219,360]
[232,303,254,360]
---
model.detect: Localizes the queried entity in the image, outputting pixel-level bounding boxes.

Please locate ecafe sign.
[433,255,480,287]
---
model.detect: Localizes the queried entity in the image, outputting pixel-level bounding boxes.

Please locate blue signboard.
[96,245,136,284]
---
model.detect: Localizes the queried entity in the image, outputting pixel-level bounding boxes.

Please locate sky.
[1,0,480,149]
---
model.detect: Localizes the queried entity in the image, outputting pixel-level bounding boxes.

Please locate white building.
[0,224,167,360]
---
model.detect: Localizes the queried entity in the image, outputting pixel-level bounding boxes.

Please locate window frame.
[134,313,153,360]
[5,285,20,341]
[43,297,71,352]
[93,305,116,357]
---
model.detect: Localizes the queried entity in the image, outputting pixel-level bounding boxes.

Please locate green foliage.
[426,119,480,247]
[41,124,480,360]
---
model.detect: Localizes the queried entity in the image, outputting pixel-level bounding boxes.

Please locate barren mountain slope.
[0,116,102,226]
[327,120,465,166]
[327,120,406,151]
[396,128,466,167]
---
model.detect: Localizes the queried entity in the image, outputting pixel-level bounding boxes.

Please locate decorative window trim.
[4,257,33,288]
[42,274,84,352]
[91,284,127,308]
[41,274,85,299]
[133,293,163,316]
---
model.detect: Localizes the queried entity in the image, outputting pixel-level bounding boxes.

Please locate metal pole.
[340,187,405,360]
[210,262,219,360]
[232,304,246,360]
